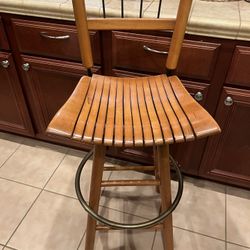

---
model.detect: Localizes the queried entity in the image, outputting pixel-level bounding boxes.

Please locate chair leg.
[85,145,106,250]
[157,145,174,250]
[154,146,160,194]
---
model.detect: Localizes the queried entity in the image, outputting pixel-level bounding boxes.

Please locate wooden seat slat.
[123,78,134,146]
[160,75,195,141]
[114,77,124,146]
[142,77,163,145]
[154,75,184,142]
[93,77,111,144]
[136,78,154,145]
[46,76,91,137]
[103,77,117,146]
[169,76,221,138]
[149,77,174,143]
[130,78,143,146]
[83,76,104,142]
[73,75,98,140]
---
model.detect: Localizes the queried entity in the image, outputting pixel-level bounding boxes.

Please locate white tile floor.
[0,132,249,250]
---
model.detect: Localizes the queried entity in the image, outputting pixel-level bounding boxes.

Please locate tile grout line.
[4,151,69,249]
[151,230,157,250]
[173,225,226,243]
[0,176,42,191]
[2,245,18,250]
[0,143,22,169]
[43,189,78,200]
[4,189,44,248]
[226,241,250,249]
[77,231,86,250]
[41,149,69,190]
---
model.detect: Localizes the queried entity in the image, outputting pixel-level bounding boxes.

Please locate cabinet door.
[0,52,33,135]
[20,55,101,137]
[200,87,250,188]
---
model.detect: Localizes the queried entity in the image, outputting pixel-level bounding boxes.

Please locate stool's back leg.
[157,144,174,250]
[85,145,106,250]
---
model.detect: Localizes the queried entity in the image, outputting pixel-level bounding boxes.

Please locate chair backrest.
[72,0,192,74]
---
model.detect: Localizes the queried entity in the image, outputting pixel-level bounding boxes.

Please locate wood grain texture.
[169,75,221,138]
[84,145,105,250]
[94,77,111,144]
[47,74,220,146]
[166,0,192,70]
[46,76,91,137]
[87,18,175,30]
[72,0,94,68]
[157,145,174,250]
[161,75,194,141]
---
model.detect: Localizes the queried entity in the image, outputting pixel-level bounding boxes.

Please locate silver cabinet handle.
[194,91,203,102]
[22,63,30,71]
[143,45,168,55]
[40,31,70,40]
[1,60,10,68]
[224,96,233,106]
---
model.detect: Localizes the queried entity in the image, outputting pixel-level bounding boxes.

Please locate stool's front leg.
[157,144,174,250]
[85,145,106,250]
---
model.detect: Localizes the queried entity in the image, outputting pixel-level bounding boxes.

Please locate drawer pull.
[1,60,9,68]
[194,91,203,102]
[224,96,233,106]
[22,63,30,71]
[143,45,168,55]
[40,32,70,40]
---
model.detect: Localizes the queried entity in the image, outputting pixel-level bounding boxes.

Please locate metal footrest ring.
[75,148,183,230]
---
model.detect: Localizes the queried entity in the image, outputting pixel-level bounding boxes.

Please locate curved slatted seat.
[46,74,220,146]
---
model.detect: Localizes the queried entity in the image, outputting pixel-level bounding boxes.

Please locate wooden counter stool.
[46,0,221,249]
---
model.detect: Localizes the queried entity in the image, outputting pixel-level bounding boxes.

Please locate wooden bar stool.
[46,0,221,249]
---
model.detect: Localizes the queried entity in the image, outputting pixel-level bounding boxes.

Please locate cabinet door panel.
[200,87,250,188]
[0,17,9,50]
[0,52,33,135]
[20,55,101,135]
[226,46,250,88]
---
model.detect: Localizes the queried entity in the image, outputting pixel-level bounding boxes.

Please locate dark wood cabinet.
[0,52,33,135]
[199,87,250,188]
